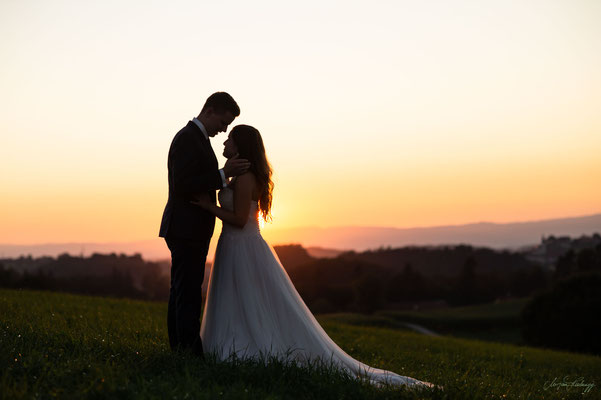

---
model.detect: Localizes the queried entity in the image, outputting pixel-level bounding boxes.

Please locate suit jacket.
[159,121,223,241]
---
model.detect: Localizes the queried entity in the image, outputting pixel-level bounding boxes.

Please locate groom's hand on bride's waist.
[223,154,250,178]
[191,194,212,209]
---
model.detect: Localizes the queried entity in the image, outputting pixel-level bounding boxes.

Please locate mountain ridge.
[1,212,600,260]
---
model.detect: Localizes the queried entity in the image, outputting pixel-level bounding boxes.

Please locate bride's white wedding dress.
[200,186,436,389]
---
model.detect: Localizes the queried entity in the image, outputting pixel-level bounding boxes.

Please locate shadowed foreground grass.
[1,289,599,399]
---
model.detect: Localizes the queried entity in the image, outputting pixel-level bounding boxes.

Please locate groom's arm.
[170,132,223,195]
[194,173,254,228]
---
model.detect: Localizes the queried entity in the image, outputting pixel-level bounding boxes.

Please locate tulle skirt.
[200,228,436,389]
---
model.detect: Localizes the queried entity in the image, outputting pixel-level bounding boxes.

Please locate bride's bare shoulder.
[232,172,257,190]
[233,172,259,201]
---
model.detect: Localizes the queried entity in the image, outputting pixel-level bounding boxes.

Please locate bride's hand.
[190,193,212,209]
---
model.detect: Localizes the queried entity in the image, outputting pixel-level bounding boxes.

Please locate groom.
[159,92,249,356]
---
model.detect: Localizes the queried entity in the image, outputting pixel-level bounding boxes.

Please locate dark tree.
[577,248,598,272]
[451,256,478,306]
[554,250,575,280]
[353,273,385,314]
[521,272,601,355]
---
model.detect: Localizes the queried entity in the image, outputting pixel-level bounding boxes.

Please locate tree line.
[0,253,169,301]
[2,238,599,316]
[277,246,547,314]
[520,240,601,355]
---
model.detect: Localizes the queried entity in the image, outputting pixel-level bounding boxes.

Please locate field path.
[400,322,441,336]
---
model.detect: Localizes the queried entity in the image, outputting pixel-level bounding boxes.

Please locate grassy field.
[324,298,530,345]
[1,289,599,399]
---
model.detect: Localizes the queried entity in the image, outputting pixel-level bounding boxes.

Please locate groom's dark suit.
[159,120,223,354]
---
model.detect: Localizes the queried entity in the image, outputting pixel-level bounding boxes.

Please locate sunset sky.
[1,0,600,246]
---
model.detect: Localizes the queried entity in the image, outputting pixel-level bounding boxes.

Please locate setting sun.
[1,0,600,249]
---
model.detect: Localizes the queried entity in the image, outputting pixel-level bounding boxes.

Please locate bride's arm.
[192,173,254,228]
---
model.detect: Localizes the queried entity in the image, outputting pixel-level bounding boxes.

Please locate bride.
[192,125,438,389]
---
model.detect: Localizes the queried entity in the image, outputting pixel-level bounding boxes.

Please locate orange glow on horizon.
[1,1,600,246]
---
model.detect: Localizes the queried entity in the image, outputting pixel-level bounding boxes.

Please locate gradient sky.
[1,0,600,245]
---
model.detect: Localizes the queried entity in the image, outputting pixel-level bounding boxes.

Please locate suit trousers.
[165,236,210,355]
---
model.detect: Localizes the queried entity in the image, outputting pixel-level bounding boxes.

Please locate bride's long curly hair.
[231,125,273,222]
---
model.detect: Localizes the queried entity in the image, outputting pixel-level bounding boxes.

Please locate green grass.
[1,289,599,399]
[381,297,531,322]
[324,299,531,345]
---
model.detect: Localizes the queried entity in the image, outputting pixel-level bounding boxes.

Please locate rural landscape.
[2,1,600,398]
[2,231,600,399]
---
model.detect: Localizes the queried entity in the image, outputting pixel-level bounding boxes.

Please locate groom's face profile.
[203,108,236,137]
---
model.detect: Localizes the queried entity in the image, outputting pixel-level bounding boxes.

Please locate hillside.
[337,245,539,277]
[0,243,553,312]
[2,289,599,399]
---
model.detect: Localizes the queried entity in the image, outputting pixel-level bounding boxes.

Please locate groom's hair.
[201,92,240,117]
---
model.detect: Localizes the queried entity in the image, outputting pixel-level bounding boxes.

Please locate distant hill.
[305,247,344,259]
[1,213,599,259]
[264,213,601,251]
[272,244,314,271]
[337,245,539,278]
[0,239,170,260]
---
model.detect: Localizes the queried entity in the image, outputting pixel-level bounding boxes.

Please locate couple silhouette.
[159,92,438,390]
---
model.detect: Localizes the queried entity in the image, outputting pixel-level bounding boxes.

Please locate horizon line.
[1,211,600,247]
[268,211,601,231]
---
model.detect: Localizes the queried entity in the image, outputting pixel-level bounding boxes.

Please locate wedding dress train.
[200,186,437,389]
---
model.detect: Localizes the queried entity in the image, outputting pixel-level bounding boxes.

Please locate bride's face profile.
[223,133,238,159]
